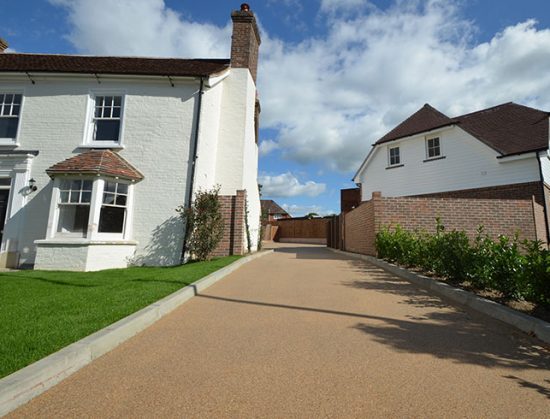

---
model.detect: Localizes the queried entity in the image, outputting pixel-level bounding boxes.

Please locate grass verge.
[0,256,241,378]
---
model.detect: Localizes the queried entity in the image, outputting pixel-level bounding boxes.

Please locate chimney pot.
[0,38,8,53]
[240,3,250,11]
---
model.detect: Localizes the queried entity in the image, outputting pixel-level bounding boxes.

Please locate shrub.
[375,221,550,307]
[177,187,224,261]
[521,240,550,306]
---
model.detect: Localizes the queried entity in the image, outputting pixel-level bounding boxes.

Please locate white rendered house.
[353,102,550,240]
[0,4,262,270]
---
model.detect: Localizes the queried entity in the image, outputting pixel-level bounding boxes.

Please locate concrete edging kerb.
[329,248,550,345]
[0,250,274,417]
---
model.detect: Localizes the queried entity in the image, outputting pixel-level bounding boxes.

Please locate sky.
[2,0,550,216]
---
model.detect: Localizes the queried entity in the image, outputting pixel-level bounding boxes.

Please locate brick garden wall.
[338,191,546,256]
[211,190,246,257]
[343,201,375,255]
[415,181,544,205]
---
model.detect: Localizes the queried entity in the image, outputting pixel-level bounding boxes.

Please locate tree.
[306,212,319,219]
[177,187,224,261]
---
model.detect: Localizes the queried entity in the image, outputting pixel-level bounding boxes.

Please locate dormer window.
[426,137,441,159]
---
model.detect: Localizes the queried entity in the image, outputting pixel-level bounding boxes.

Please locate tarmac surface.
[9,244,550,418]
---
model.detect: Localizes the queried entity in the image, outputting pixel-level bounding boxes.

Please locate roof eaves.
[375,121,456,145]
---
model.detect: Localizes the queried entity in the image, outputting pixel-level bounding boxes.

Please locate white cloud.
[50,0,550,173]
[259,139,280,156]
[259,172,326,197]
[281,203,336,217]
[320,0,371,14]
[49,0,230,57]
[260,1,550,172]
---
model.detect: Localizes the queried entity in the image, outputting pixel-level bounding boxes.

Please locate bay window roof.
[46,150,144,181]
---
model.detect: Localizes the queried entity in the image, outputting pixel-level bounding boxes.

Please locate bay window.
[99,181,128,233]
[57,180,93,236]
[52,177,133,240]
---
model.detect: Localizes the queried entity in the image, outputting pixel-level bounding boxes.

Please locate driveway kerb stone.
[0,250,273,417]
[329,248,550,344]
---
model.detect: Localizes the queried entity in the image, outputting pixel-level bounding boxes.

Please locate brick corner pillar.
[211,190,248,257]
[231,3,261,84]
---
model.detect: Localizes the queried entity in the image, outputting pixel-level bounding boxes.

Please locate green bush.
[375,221,550,307]
[521,240,550,305]
[177,187,224,261]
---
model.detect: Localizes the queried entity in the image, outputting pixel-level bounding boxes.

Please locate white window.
[0,93,22,142]
[53,178,132,239]
[85,94,124,146]
[57,180,93,236]
[388,146,401,166]
[99,181,128,233]
[426,137,441,159]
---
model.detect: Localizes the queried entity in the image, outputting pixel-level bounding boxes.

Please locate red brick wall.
[342,191,545,256]
[415,181,544,205]
[377,196,538,241]
[211,190,246,257]
[343,200,375,255]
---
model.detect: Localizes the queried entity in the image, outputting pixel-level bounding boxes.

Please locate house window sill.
[78,143,125,150]
[423,156,446,163]
[385,164,404,170]
[0,141,20,148]
[35,239,138,246]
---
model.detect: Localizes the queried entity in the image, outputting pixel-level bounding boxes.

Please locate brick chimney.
[231,3,261,83]
[0,39,8,53]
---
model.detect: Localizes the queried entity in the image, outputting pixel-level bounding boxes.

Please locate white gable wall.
[358,126,540,200]
[539,151,550,185]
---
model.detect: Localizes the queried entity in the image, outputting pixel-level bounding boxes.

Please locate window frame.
[0,90,25,146]
[49,177,134,241]
[387,145,401,167]
[82,91,126,149]
[425,136,442,160]
[56,179,94,238]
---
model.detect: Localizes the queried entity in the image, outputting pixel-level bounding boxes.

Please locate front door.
[0,189,10,244]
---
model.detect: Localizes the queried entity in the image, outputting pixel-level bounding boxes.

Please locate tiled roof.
[456,103,549,156]
[46,150,144,181]
[260,199,288,216]
[375,102,550,156]
[0,53,230,77]
[376,104,453,145]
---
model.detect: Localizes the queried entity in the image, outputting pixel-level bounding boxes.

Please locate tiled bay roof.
[0,53,230,77]
[46,150,144,181]
[375,102,550,156]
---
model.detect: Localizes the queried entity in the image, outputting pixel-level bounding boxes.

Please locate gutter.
[181,77,205,262]
[535,151,550,243]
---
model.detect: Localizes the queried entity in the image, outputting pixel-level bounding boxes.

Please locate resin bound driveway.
[9,244,550,418]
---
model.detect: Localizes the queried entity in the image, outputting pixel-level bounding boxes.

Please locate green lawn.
[0,256,241,379]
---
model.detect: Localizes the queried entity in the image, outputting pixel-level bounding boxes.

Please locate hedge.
[375,220,550,306]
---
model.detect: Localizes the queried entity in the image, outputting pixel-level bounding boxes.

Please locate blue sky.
[3,0,550,216]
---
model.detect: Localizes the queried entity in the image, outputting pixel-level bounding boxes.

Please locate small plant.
[177,186,224,261]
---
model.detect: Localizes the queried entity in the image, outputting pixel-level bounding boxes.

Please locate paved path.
[10,245,550,418]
